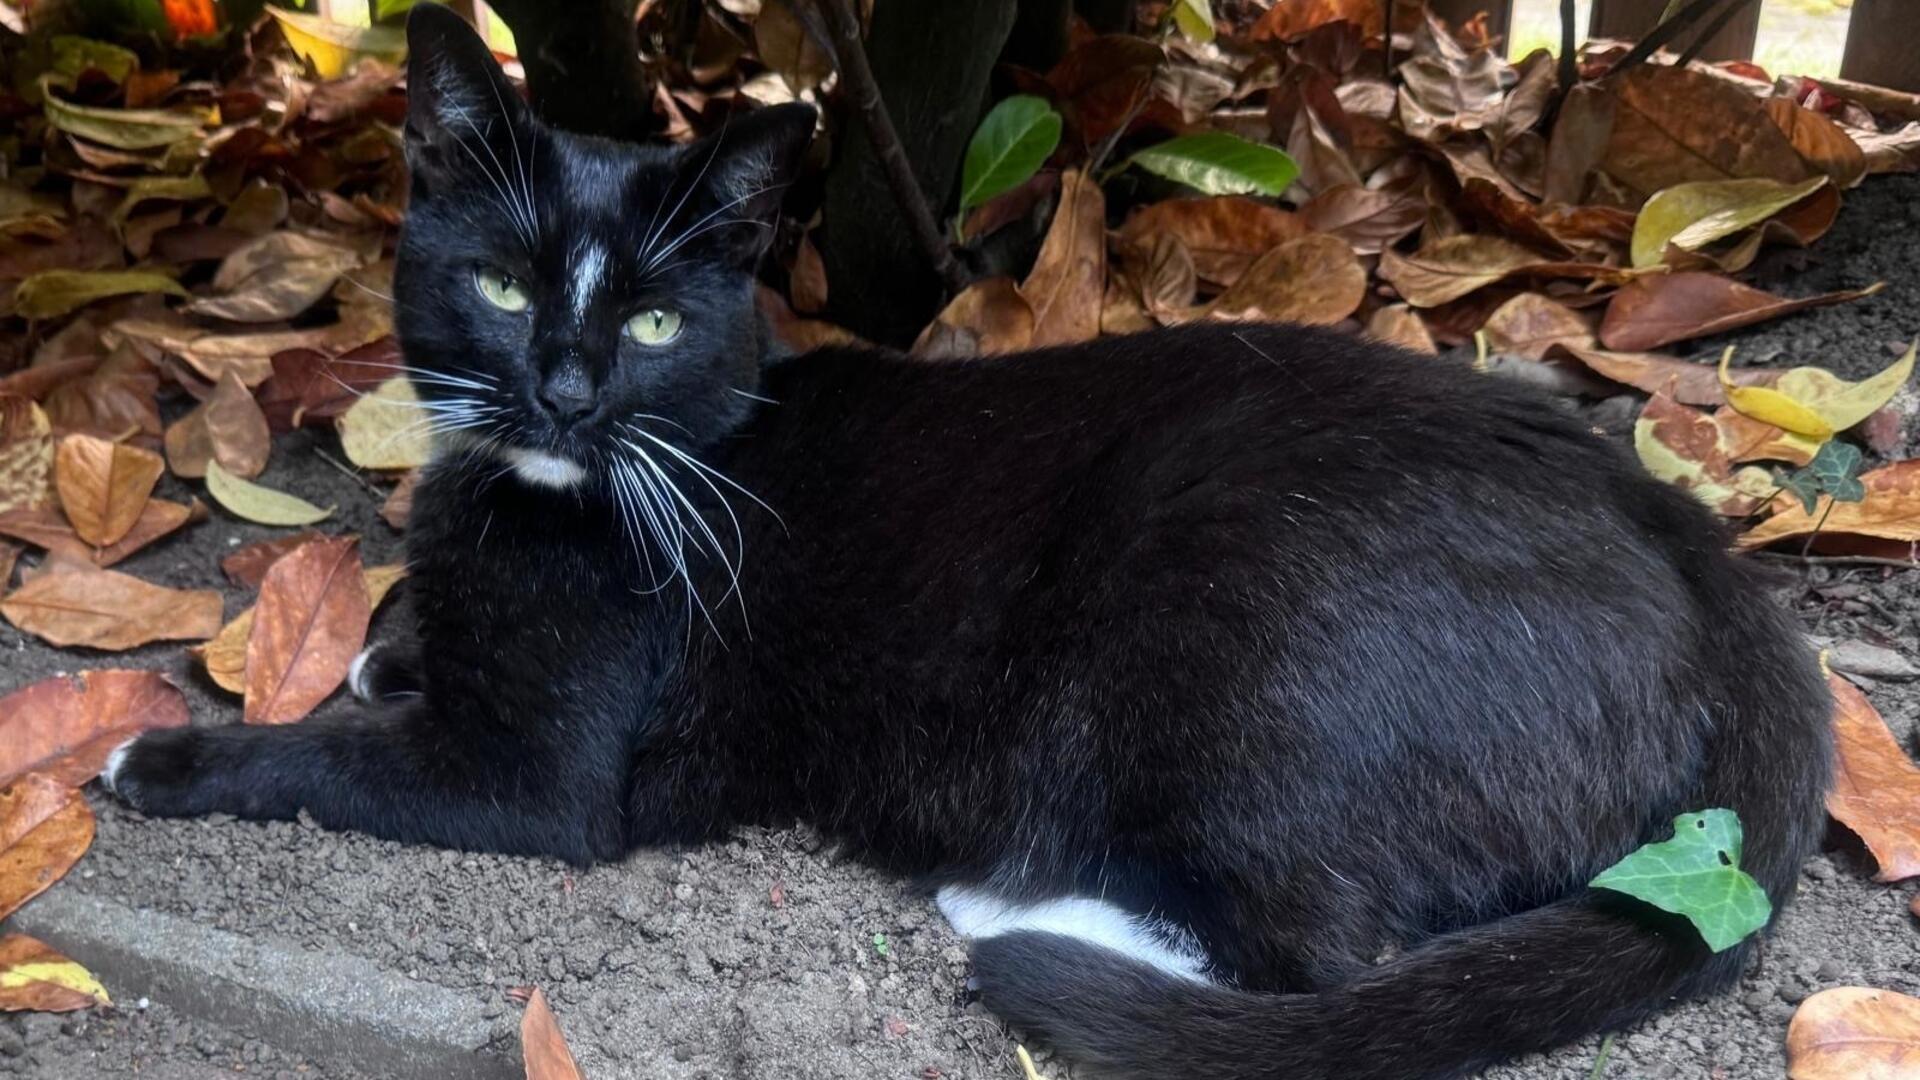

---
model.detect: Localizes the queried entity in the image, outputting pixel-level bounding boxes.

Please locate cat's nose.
[537,367,596,425]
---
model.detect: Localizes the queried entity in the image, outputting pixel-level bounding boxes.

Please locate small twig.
[312,446,385,499]
[1086,82,1155,182]
[1606,0,1736,78]
[801,0,969,298]
[1587,1034,1615,1080]
[1798,499,1838,559]
[1675,0,1760,68]
[1750,552,1919,572]
[1383,0,1395,80]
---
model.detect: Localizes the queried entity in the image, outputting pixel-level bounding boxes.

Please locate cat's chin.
[500,447,589,489]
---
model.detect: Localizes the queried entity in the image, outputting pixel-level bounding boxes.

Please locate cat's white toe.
[100,739,137,795]
[348,644,380,702]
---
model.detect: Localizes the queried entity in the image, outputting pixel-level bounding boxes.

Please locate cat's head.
[394,4,814,491]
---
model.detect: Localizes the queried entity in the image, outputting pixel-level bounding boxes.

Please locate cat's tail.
[971,639,1830,1078]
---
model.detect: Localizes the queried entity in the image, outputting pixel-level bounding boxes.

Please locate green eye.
[473,267,530,312]
[625,309,683,346]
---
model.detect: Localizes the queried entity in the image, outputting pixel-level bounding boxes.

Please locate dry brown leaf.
[1377,234,1542,308]
[185,231,369,323]
[1118,233,1197,322]
[0,932,110,1013]
[1115,197,1309,288]
[1544,83,1616,206]
[382,471,417,530]
[1632,393,1772,516]
[254,336,400,432]
[40,345,162,442]
[164,370,272,479]
[912,279,1035,360]
[0,786,92,923]
[1,563,222,651]
[54,435,164,548]
[1204,233,1366,325]
[1826,674,1920,883]
[1787,986,1920,1079]
[364,563,407,610]
[1550,344,1779,406]
[1020,170,1105,348]
[1600,65,1810,201]
[1599,273,1882,352]
[221,530,330,589]
[193,607,252,695]
[0,542,17,589]
[1739,460,1920,551]
[1364,305,1438,354]
[0,499,201,568]
[244,536,370,725]
[0,397,53,515]
[1249,0,1419,41]
[112,305,390,388]
[1298,183,1426,255]
[522,988,584,1080]
[1765,99,1867,191]
[1481,292,1594,360]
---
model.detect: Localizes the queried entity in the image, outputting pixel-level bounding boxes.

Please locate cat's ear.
[403,4,528,151]
[682,103,817,265]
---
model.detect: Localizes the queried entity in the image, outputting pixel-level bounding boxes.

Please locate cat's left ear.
[683,103,817,265]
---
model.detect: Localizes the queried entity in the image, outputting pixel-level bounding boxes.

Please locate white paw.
[100,739,137,795]
[347,644,381,702]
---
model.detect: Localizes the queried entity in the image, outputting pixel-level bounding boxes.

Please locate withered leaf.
[0,786,92,923]
[1600,65,1810,201]
[184,231,369,323]
[1364,305,1438,354]
[0,499,201,568]
[1786,987,1920,1080]
[255,336,400,431]
[1632,393,1772,516]
[1378,234,1542,308]
[1298,183,1426,255]
[1765,98,1867,191]
[1826,673,1920,883]
[164,370,272,479]
[245,536,369,725]
[1599,274,1882,352]
[1204,233,1366,325]
[381,470,417,530]
[1739,460,1920,551]
[113,306,390,388]
[194,607,252,695]
[54,434,163,548]
[0,932,110,1013]
[1116,196,1308,288]
[1,563,222,651]
[912,279,1035,360]
[0,397,53,515]
[522,988,585,1080]
[1020,170,1105,348]
[39,344,162,441]
[221,530,330,589]
[1480,292,1593,360]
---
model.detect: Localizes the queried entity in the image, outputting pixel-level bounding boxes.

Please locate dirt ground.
[4,175,1920,1080]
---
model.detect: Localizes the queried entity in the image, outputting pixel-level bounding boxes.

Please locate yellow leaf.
[336,378,431,471]
[14,270,186,319]
[1771,341,1917,435]
[268,6,406,81]
[1719,348,1834,440]
[204,461,334,527]
[0,934,110,1012]
[191,606,254,694]
[363,563,407,610]
[1631,177,1829,269]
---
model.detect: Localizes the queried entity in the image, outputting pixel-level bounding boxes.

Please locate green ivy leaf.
[1807,440,1865,502]
[1777,467,1821,515]
[959,95,1063,212]
[1126,132,1300,197]
[1590,809,1771,953]
[1170,0,1216,43]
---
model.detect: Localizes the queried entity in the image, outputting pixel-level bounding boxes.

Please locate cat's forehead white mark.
[571,242,607,319]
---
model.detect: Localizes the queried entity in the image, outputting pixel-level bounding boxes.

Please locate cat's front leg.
[103,699,630,864]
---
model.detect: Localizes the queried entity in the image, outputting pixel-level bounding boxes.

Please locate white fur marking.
[348,644,380,702]
[503,447,588,490]
[101,739,136,795]
[936,886,1212,983]
[571,243,607,319]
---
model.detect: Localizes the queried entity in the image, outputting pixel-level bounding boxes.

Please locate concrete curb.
[8,889,520,1080]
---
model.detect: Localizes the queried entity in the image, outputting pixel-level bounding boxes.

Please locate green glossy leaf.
[1630,176,1829,269]
[1590,809,1771,953]
[1127,132,1299,197]
[1170,0,1216,43]
[960,96,1062,212]
[13,269,186,319]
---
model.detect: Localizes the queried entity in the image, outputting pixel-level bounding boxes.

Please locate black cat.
[105,7,1832,1077]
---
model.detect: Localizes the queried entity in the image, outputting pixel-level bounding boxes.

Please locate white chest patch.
[935,885,1213,983]
[503,447,589,490]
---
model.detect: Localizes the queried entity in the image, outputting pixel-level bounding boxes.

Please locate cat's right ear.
[403,4,529,155]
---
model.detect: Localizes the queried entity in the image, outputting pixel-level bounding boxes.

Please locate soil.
[5,175,1920,1080]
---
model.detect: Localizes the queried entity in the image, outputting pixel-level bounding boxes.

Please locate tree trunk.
[483,0,653,141]
[817,0,1020,344]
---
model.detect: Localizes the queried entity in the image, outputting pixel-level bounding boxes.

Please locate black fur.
[107,7,1832,1076]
